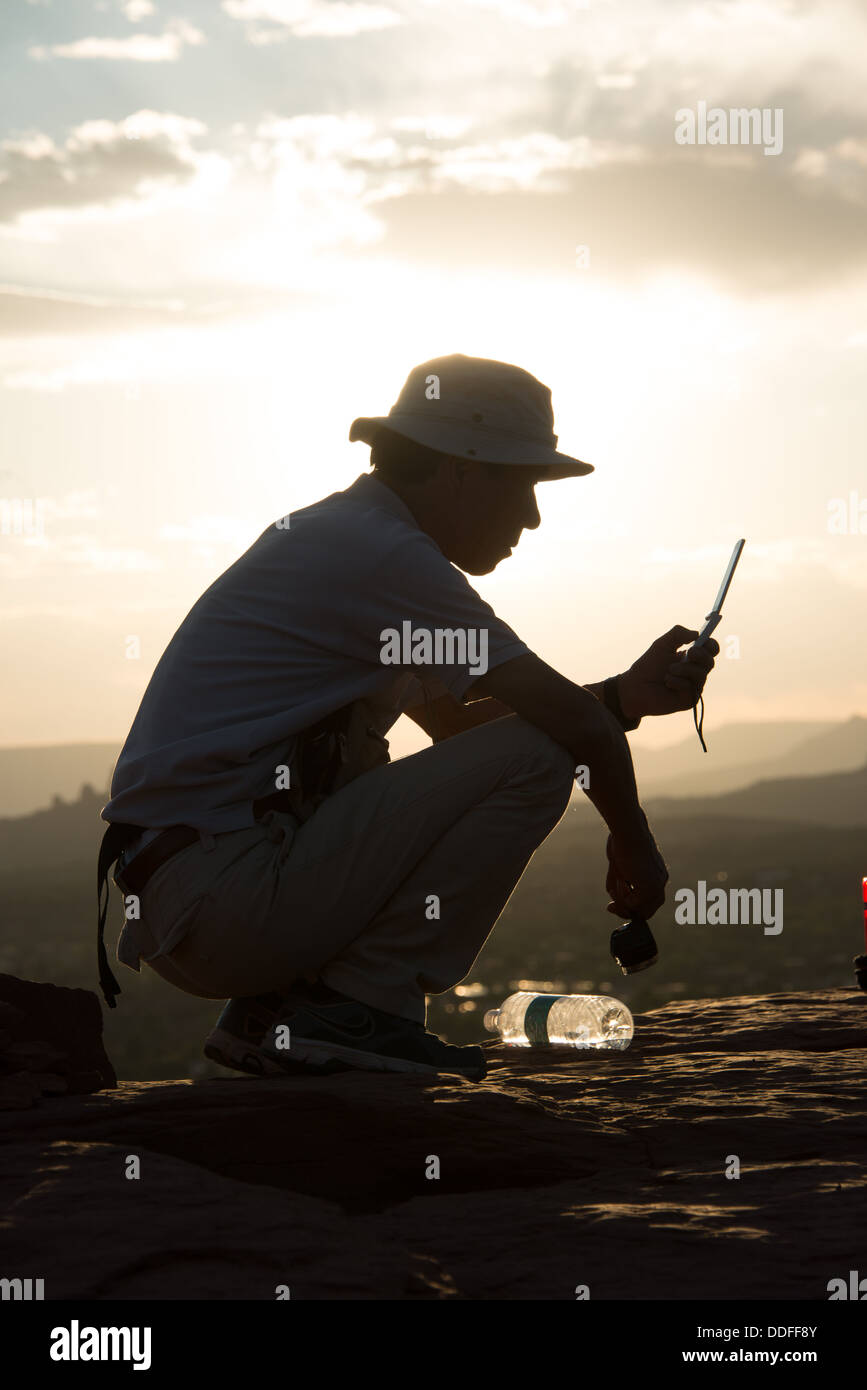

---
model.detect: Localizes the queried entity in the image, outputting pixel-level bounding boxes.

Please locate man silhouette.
[99,354,717,1082]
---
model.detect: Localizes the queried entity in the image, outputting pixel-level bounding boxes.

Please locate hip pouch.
[286,698,391,822]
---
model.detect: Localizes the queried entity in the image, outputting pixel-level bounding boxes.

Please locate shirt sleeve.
[344,530,531,701]
[400,674,451,711]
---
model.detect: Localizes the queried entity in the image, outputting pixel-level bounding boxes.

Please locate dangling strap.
[693,694,708,753]
[97,821,144,1008]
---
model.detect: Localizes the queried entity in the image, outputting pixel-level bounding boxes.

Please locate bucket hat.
[349,353,593,479]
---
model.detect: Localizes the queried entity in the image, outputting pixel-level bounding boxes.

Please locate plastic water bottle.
[483,992,634,1050]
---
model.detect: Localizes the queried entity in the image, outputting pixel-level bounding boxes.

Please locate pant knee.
[538,731,575,820]
[488,713,575,816]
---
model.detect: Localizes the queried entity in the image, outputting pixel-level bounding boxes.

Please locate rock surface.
[1,986,865,1299]
[0,974,116,1106]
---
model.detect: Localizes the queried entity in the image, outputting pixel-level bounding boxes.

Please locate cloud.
[253,112,636,192]
[223,0,402,39]
[455,0,589,27]
[361,151,867,292]
[0,281,332,346]
[5,1,867,298]
[121,0,157,18]
[596,74,636,90]
[242,110,867,290]
[0,285,187,338]
[0,112,209,225]
[53,544,163,573]
[0,491,161,572]
[29,18,204,62]
[649,536,867,594]
[2,360,148,392]
[158,514,260,552]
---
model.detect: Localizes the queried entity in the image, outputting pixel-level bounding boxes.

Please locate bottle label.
[523,995,558,1046]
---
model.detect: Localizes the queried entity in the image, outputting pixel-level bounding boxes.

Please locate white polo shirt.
[103,472,530,837]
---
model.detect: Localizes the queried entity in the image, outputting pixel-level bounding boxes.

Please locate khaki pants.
[116,714,574,1024]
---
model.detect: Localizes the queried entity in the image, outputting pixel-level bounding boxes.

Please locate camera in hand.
[610,916,658,974]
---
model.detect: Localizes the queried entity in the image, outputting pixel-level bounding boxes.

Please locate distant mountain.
[646,760,867,828]
[631,719,833,781]
[782,717,867,776]
[0,744,117,818]
[632,717,867,799]
[1,718,865,822]
[0,784,108,871]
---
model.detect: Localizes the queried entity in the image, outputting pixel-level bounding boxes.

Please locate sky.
[1,0,865,761]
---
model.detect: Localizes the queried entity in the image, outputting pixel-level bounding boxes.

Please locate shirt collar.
[346,471,421,533]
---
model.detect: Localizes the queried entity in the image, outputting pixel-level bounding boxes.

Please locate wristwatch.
[602,675,642,733]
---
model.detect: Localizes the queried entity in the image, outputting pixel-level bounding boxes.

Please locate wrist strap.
[603,675,641,732]
[693,694,708,752]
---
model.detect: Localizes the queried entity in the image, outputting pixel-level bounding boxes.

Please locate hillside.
[0,743,119,819]
[631,715,867,798]
[1,716,866,819]
[645,760,867,827]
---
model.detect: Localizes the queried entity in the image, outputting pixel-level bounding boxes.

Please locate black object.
[602,675,642,733]
[854,955,867,993]
[693,693,707,753]
[96,820,145,1008]
[610,916,658,974]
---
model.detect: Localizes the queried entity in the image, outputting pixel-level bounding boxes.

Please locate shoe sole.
[204,1028,349,1078]
[264,1036,486,1082]
[203,1029,284,1076]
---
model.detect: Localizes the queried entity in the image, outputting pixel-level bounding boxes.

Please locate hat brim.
[349,415,593,480]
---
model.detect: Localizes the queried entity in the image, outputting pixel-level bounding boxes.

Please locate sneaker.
[203,992,348,1077]
[261,980,487,1082]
